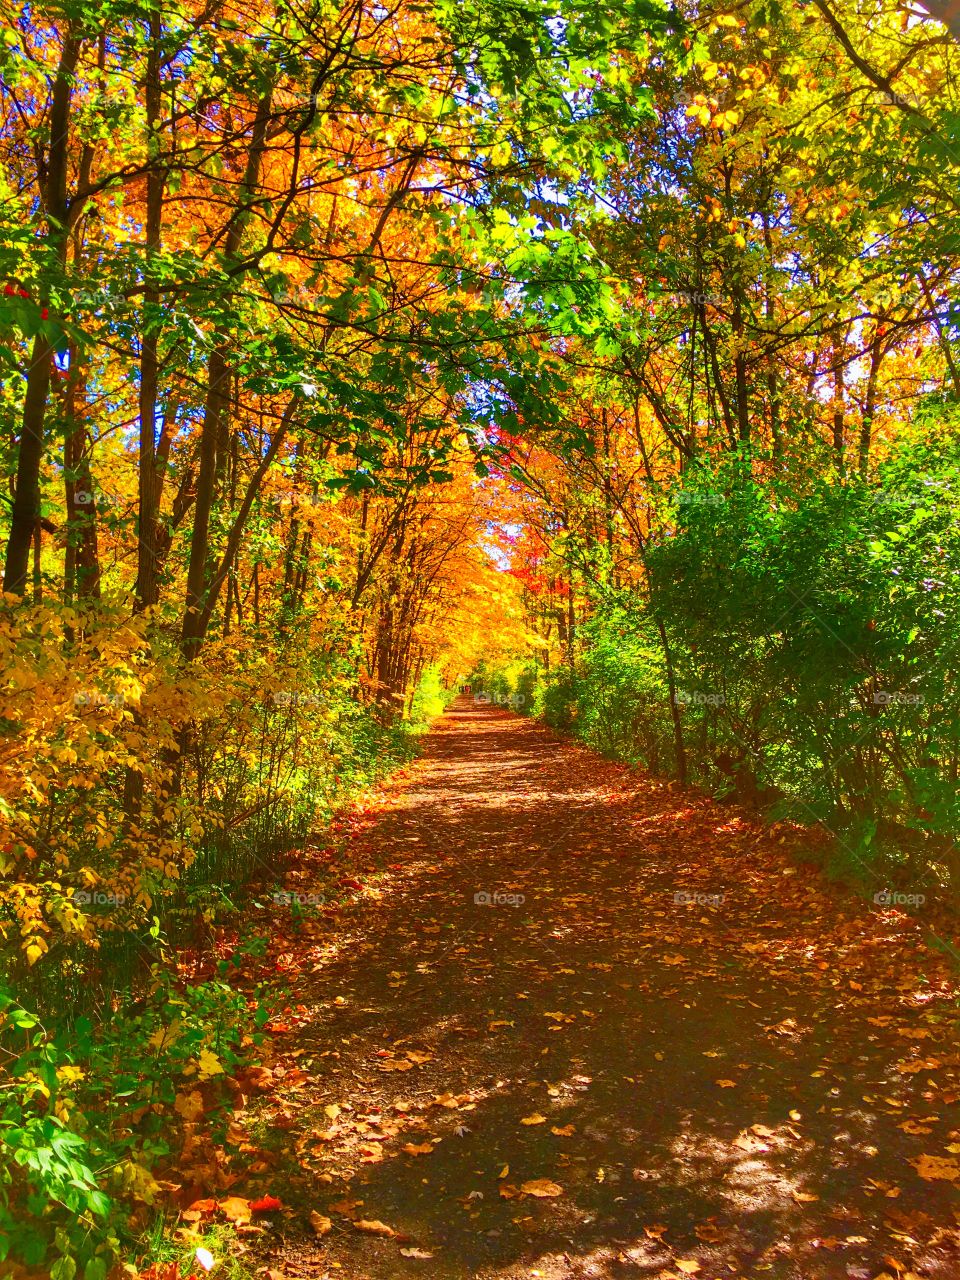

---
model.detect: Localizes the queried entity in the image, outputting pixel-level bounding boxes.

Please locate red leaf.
[249,1194,283,1212]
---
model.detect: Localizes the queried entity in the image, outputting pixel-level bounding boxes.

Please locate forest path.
[243,699,960,1280]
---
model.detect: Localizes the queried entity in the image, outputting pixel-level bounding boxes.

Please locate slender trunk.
[702,318,737,448]
[761,209,782,459]
[566,559,575,670]
[63,353,101,602]
[182,350,228,655]
[831,333,846,467]
[31,522,42,603]
[196,410,291,639]
[3,31,80,595]
[917,272,960,392]
[657,616,687,786]
[858,328,883,478]
[732,291,750,445]
[135,9,165,612]
[180,95,272,657]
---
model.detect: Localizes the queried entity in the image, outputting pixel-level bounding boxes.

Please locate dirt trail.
[247,700,960,1280]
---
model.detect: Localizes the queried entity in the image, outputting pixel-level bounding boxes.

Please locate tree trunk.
[858,328,884,478]
[180,95,272,657]
[63,353,101,602]
[135,9,165,612]
[3,31,81,595]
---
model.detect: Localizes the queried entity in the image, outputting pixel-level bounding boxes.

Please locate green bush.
[0,952,277,1276]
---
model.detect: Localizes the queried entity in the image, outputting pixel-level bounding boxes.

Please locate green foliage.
[496,411,960,894]
[0,955,276,1274]
[408,665,457,723]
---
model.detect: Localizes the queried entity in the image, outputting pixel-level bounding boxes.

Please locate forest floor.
[178,700,960,1280]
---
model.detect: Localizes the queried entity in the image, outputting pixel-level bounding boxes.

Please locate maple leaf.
[520,1179,563,1198]
[174,1090,205,1122]
[911,1154,959,1181]
[196,1049,224,1080]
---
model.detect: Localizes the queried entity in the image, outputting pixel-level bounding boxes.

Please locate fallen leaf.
[309,1211,332,1237]
[184,1198,217,1219]
[219,1197,252,1224]
[899,1119,932,1135]
[911,1154,959,1181]
[175,1090,205,1122]
[249,1195,283,1212]
[330,1198,361,1215]
[354,1219,396,1236]
[520,1179,563,1198]
[521,1113,547,1126]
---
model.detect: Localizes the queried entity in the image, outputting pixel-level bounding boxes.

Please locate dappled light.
[2,0,960,1274]
[185,703,959,1280]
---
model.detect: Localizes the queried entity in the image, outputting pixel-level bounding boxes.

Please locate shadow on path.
[249,701,960,1280]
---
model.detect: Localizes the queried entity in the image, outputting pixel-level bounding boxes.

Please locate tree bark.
[135,9,165,612]
[3,31,81,595]
[181,95,272,657]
